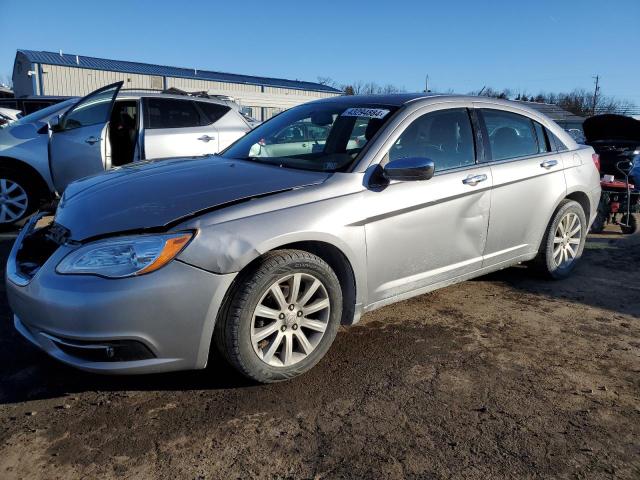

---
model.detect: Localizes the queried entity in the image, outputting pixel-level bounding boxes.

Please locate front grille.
[15,219,69,280]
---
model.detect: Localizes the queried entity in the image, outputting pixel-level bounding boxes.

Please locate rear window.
[197,102,231,124]
[145,98,202,129]
[547,129,569,151]
[481,109,539,161]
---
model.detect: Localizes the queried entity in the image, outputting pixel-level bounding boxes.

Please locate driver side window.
[62,88,118,130]
[389,108,476,172]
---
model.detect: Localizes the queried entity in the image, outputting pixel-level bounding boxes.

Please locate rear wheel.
[214,250,342,383]
[533,200,587,279]
[0,168,40,228]
[620,214,637,235]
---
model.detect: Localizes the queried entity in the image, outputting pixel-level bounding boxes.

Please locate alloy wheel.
[251,273,330,367]
[552,212,582,267]
[0,178,28,224]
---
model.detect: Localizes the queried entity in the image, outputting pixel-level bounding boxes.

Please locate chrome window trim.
[478,149,566,167]
[357,99,475,173]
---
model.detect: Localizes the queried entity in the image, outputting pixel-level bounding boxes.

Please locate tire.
[533,200,587,279]
[620,214,638,235]
[0,168,42,229]
[214,249,343,383]
[590,211,606,234]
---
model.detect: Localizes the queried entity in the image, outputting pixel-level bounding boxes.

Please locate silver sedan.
[6,94,601,382]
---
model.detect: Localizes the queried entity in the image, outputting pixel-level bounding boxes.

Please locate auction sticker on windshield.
[341,108,390,119]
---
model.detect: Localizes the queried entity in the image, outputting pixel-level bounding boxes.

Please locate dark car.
[583,114,640,184]
[0,96,73,116]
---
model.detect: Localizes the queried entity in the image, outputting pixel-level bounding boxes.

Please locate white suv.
[0,81,251,226]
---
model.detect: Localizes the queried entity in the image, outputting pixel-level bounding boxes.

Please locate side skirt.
[361,252,537,315]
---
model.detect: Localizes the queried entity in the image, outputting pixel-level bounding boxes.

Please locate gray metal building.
[12,49,341,121]
[515,101,585,130]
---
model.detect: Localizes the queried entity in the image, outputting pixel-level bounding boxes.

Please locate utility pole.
[424,75,429,93]
[592,75,600,115]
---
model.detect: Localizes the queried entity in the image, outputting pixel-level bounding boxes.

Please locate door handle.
[540,159,559,169]
[198,135,215,142]
[85,136,101,145]
[462,174,488,186]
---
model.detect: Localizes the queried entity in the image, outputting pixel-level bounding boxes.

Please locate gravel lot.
[0,227,638,479]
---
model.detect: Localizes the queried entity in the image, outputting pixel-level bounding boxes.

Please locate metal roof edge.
[16,49,342,94]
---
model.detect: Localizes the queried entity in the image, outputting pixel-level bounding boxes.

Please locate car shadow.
[0,343,255,405]
[471,231,640,319]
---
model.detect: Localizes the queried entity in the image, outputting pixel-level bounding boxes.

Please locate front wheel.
[533,200,587,279]
[0,168,40,228]
[214,250,343,383]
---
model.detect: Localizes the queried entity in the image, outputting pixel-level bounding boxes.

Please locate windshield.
[223,102,398,172]
[2,99,77,129]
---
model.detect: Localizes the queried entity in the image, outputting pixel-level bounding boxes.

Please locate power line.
[591,75,600,116]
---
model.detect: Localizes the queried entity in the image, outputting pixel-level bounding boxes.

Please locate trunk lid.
[583,115,640,177]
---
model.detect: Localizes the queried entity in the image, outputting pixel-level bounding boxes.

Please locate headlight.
[56,232,194,278]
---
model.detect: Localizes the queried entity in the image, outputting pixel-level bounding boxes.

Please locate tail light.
[592,153,600,171]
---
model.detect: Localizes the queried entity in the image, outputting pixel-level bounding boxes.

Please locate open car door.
[49,81,123,193]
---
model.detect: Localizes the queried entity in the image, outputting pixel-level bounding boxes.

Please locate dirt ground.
[0,227,638,480]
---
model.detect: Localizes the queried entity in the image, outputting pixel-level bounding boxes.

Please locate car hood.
[0,121,46,149]
[583,114,640,143]
[55,156,330,241]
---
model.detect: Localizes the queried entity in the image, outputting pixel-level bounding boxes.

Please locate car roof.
[311,93,442,107]
[116,91,234,106]
[309,93,561,118]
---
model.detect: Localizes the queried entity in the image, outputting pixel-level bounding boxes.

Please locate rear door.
[48,82,122,193]
[195,101,242,151]
[475,106,567,266]
[142,97,219,159]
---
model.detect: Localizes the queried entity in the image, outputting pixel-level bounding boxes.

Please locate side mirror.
[48,114,63,133]
[383,157,435,181]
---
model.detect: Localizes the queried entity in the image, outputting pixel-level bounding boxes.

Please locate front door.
[364,106,492,304]
[49,82,122,193]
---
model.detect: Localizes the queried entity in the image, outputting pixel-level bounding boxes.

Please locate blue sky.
[1,0,638,103]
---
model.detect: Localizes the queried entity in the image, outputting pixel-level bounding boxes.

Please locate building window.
[150,76,163,90]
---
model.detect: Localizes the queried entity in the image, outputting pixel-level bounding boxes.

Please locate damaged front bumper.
[5,214,236,374]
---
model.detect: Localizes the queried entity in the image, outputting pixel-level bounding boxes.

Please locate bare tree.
[468,86,638,116]
[469,87,511,99]
[381,83,403,94]
[349,81,365,95]
[339,80,405,95]
[317,76,337,87]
